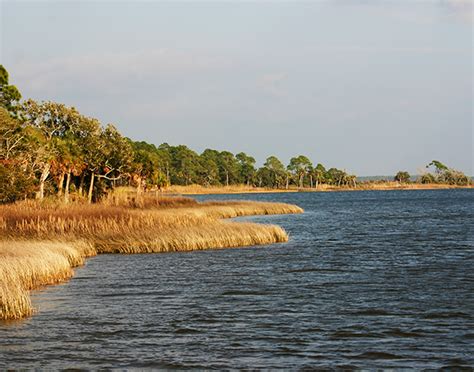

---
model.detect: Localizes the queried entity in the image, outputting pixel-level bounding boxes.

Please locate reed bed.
[0,199,303,243]
[94,221,288,254]
[165,182,473,194]
[164,184,292,194]
[351,181,473,190]
[0,241,95,320]
[0,195,303,320]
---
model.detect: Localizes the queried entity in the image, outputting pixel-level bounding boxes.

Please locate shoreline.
[164,183,473,195]
[0,197,303,320]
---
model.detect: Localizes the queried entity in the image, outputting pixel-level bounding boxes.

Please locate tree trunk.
[315,179,319,189]
[79,173,85,196]
[64,171,71,203]
[88,173,95,203]
[310,175,313,189]
[57,172,65,197]
[37,164,51,199]
[137,177,144,196]
[226,172,229,187]
[286,174,289,190]
[299,174,304,188]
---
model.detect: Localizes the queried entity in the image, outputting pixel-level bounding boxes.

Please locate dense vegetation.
[0,66,358,203]
[0,65,470,203]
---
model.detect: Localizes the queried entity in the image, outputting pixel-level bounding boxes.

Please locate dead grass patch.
[0,195,303,320]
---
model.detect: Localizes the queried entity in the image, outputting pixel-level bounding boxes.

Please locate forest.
[0,65,470,204]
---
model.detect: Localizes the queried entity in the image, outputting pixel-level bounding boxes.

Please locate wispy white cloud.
[13,49,238,101]
[443,0,473,22]
[327,0,472,24]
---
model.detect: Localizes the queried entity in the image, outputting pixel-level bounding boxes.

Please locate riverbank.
[165,182,473,195]
[0,196,303,320]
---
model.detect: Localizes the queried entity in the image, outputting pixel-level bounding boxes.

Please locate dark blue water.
[1,189,473,369]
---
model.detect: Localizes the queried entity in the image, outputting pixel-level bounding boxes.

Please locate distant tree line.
[393,161,470,186]
[421,160,470,185]
[0,65,470,203]
[0,65,358,203]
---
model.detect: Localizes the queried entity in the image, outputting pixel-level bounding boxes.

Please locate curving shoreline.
[0,197,303,320]
[164,182,473,195]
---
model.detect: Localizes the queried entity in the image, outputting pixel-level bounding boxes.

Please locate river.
[1,189,473,368]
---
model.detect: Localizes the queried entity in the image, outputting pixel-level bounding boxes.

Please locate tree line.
[0,66,470,203]
[0,65,358,203]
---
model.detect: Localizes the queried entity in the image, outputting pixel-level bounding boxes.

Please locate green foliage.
[236,152,256,186]
[420,173,436,184]
[0,65,8,85]
[200,149,221,186]
[0,65,22,116]
[423,161,469,186]
[256,166,273,187]
[219,151,240,185]
[427,160,448,173]
[312,163,327,186]
[438,169,470,186]
[0,162,36,203]
[394,171,410,183]
[288,155,312,188]
[170,145,202,185]
[0,108,27,160]
[325,167,356,186]
[262,156,286,188]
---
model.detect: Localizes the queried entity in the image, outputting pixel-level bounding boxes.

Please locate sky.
[0,0,472,176]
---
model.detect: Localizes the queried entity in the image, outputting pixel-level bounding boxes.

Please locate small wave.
[440,358,473,371]
[354,351,404,360]
[440,364,473,371]
[334,365,358,370]
[423,312,471,320]
[174,327,200,334]
[286,268,345,273]
[221,290,271,296]
[302,327,324,333]
[383,329,423,338]
[130,360,190,369]
[350,309,391,316]
[330,330,381,339]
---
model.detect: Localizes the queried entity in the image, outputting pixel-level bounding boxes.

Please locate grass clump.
[0,195,303,320]
[0,241,95,320]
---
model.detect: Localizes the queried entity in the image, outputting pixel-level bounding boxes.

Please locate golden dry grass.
[166,182,473,194]
[164,184,298,194]
[353,181,473,190]
[0,195,303,320]
[0,240,95,320]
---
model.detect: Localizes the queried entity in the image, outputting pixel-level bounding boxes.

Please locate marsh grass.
[0,241,95,320]
[164,184,289,194]
[351,181,473,190]
[165,182,473,195]
[0,195,303,319]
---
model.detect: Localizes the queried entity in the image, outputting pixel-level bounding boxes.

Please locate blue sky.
[1,0,472,175]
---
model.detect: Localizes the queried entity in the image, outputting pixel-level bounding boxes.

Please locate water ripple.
[1,189,473,369]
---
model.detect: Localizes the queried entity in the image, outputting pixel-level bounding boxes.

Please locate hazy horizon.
[1,0,472,176]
